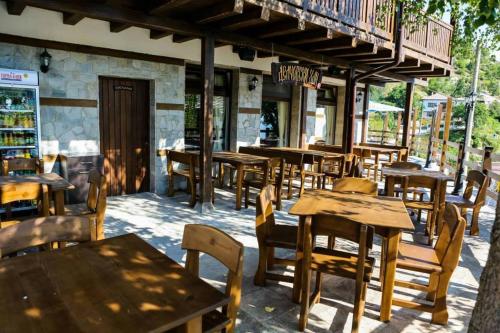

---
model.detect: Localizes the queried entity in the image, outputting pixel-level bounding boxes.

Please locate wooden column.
[198,34,215,211]
[432,103,444,162]
[382,112,389,144]
[299,87,308,148]
[440,97,453,171]
[401,82,414,147]
[341,67,356,153]
[361,84,370,143]
[410,108,418,155]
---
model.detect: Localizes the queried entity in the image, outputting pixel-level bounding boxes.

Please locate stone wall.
[237,72,262,147]
[0,42,185,194]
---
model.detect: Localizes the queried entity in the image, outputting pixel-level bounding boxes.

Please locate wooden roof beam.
[6,0,25,15]
[326,44,377,57]
[219,7,270,31]
[63,12,85,25]
[395,63,434,74]
[150,29,172,40]
[148,0,191,15]
[110,22,132,33]
[346,49,395,62]
[172,33,196,43]
[308,37,357,52]
[193,0,244,24]
[279,28,334,45]
[255,19,305,38]
[404,68,448,77]
[395,58,420,69]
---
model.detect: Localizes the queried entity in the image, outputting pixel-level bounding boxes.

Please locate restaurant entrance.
[260,76,291,147]
[98,77,150,196]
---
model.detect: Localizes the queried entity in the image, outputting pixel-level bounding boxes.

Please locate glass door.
[260,100,290,147]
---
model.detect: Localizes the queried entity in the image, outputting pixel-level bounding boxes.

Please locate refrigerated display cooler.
[0,68,41,160]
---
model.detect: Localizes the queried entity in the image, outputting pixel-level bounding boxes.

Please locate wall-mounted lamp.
[356,91,363,103]
[40,48,52,73]
[248,76,259,91]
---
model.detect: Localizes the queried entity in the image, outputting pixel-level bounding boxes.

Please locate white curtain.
[213,96,225,151]
[277,101,288,147]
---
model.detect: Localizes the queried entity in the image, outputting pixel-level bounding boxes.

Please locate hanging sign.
[0,68,39,86]
[271,63,322,89]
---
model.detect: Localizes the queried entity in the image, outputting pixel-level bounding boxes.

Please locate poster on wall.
[271,63,322,89]
[0,68,39,86]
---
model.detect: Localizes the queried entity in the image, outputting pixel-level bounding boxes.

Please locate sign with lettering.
[271,63,322,89]
[0,68,39,86]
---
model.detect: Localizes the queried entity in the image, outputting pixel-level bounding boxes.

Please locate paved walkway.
[104,189,495,333]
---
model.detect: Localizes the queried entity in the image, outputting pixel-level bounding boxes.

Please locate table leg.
[178,316,202,333]
[389,152,394,163]
[293,216,305,303]
[235,164,244,210]
[374,153,380,182]
[380,229,400,322]
[317,159,324,189]
[218,162,224,188]
[54,190,65,215]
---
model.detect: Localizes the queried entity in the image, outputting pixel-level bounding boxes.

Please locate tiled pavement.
[104,187,495,333]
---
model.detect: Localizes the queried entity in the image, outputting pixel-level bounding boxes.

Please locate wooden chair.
[2,158,44,176]
[401,175,441,245]
[299,215,375,333]
[303,154,325,190]
[181,224,244,333]
[50,169,107,240]
[244,157,284,210]
[392,204,466,325]
[254,185,297,286]
[321,154,346,188]
[0,216,95,257]
[382,162,424,198]
[0,182,49,228]
[445,170,488,235]
[282,151,305,199]
[331,177,378,196]
[357,148,377,181]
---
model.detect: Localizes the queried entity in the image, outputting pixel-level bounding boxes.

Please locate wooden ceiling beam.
[255,19,305,38]
[62,12,85,25]
[308,37,357,52]
[193,0,244,24]
[172,33,196,43]
[6,0,25,15]
[326,44,377,57]
[403,68,448,77]
[279,28,333,45]
[148,0,191,15]
[345,49,395,61]
[395,63,434,74]
[150,29,172,40]
[110,22,132,33]
[219,7,270,31]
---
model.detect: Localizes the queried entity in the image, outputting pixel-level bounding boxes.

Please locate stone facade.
[237,72,262,147]
[0,42,185,194]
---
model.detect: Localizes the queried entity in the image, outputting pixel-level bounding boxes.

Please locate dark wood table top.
[381,168,455,181]
[212,151,269,165]
[0,234,229,333]
[0,173,74,191]
[289,190,414,231]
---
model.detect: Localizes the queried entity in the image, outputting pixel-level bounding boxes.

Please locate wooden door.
[99,77,150,196]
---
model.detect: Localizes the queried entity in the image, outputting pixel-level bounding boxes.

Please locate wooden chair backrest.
[182,224,244,333]
[463,170,488,206]
[385,161,422,170]
[346,154,359,177]
[434,204,466,272]
[281,151,304,167]
[0,182,49,216]
[2,158,44,176]
[168,150,196,166]
[397,148,409,161]
[256,185,276,242]
[331,177,378,195]
[402,175,440,208]
[86,169,107,212]
[0,216,96,257]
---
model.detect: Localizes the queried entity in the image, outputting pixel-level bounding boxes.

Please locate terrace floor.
[104,187,495,333]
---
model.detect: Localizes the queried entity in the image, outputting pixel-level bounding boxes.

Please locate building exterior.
[0,0,453,198]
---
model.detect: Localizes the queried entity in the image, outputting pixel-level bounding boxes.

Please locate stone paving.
[104,187,495,333]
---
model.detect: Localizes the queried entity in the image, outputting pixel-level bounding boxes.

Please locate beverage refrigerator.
[0,68,41,161]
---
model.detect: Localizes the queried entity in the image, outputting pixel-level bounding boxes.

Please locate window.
[261,76,291,147]
[184,65,231,151]
[315,86,337,144]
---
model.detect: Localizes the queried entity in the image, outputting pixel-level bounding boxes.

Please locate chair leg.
[244,184,249,209]
[313,271,322,304]
[470,206,480,236]
[417,194,423,223]
[267,247,275,270]
[427,211,435,246]
[426,272,439,302]
[311,176,316,189]
[168,175,175,197]
[431,272,452,325]
[287,166,295,199]
[254,245,268,286]
[188,178,196,208]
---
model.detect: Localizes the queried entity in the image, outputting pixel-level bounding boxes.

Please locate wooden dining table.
[382,168,454,232]
[289,190,414,322]
[0,173,74,215]
[0,233,229,333]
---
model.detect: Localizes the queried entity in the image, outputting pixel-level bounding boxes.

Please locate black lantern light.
[248,76,258,91]
[40,48,52,73]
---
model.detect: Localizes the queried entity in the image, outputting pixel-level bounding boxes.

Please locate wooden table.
[0,234,229,333]
[289,190,414,322]
[354,145,400,181]
[382,168,454,232]
[0,173,74,215]
[212,151,270,210]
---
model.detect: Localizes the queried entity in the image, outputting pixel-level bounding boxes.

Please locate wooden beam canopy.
[6,0,25,15]
[63,12,84,25]
[110,22,132,33]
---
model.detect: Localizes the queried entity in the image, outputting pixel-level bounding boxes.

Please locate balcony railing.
[279,0,453,64]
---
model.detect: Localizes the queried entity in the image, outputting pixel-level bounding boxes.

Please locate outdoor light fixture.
[248,76,258,91]
[39,48,52,73]
[356,91,363,103]
[237,47,256,62]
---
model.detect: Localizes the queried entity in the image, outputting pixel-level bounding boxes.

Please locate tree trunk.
[468,197,500,332]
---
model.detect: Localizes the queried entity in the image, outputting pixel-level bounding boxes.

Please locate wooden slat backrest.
[463,170,488,206]
[331,177,378,195]
[86,169,107,240]
[0,216,95,257]
[2,158,44,176]
[0,183,49,217]
[385,161,422,170]
[312,215,374,249]
[434,204,466,271]
[402,175,440,208]
[168,150,196,166]
[256,185,276,242]
[182,224,244,333]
